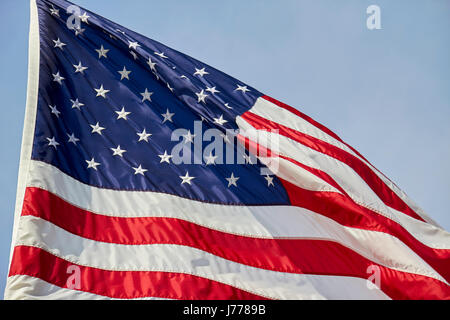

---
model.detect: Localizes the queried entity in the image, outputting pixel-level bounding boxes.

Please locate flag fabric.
[5,0,450,300]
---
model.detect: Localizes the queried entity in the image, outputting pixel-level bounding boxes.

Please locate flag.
[5,0,450,300]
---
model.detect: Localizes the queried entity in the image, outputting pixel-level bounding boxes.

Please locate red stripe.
[9,245,266,300]
[279,178,450,284]
[262,96,346,145]
[20,187,450,299]
[236,135,450,283]
[240,110,425,222]
[262,95,372,165]
[262,95,400,193]
[237,134,349,196]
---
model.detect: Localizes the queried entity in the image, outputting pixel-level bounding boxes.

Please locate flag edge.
[5,0,41,297]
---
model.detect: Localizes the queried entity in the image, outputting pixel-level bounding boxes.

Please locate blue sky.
[0,0,448,297]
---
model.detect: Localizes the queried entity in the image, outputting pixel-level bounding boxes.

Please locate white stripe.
[236,117,450,250]
[249,97,365,165]
[15,215,390,300]
[263,156,340,193]
[5,275,171,300]
[369,169,442,228]
[23,160,447,284]
[238,117,402,217]
[251,97,441,227]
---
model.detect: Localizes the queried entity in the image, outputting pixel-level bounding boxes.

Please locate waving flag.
[5,0,450,300]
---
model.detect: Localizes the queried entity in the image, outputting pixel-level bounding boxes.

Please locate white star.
[52,72,65,85]
[137,129,152,142]
[67,133,80,145]
[180,75,188,79]
[154,51,168,59]
[53,38,66,50]
[46,137,59,149]
[128,41,140,50]
[206,86,220,94]
[196,90,208,103]
[140,88,153,102]
[118,66,131,80]
[235,84,250,93]
[167,83,174,92]
[48,105,61,117]
[74,26,85,36]
[50,6,59,17]
[161,109,175,123]
[86,158,100,170]
[79,12,90,23]
[73,61,88,74]
[158,150,173,164]
[204,152,217,165]
[111,145,127,157]
[133,165,148,176]
[182,130,195,144]
[94,84,110,98]
[224,103,233,109]
[96,45,109,59]
[179,172,195,185]
[115,107,130,120]
[213,115,228,125]
[226,173,239,187]
[147,57,157,72]
[265,175,274,187]
[70,98,84,110]
[194,67,209,77]
[90,122,105,135]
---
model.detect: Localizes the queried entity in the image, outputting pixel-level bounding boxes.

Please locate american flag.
[5,0,450,300]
